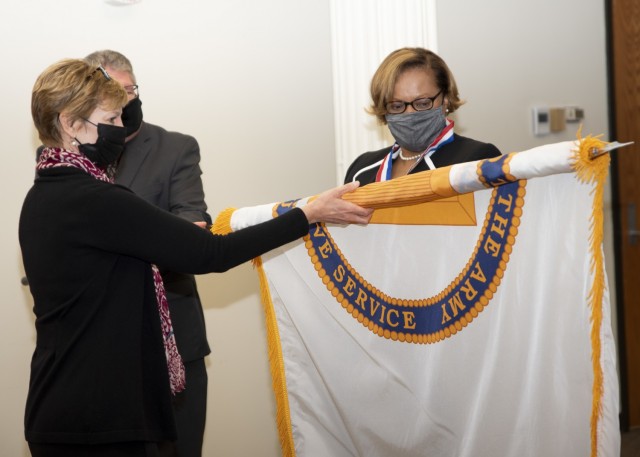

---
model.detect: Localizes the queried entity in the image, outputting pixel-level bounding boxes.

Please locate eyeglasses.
[124,85,139,98]
[91,65,112,81]
[385,90,443,114]
[82,118,98,127]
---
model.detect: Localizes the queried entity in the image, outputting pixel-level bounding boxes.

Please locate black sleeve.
[87,184,309,274]
[166,134,212,224]
[432,137,502,168]
[480,143,502,159]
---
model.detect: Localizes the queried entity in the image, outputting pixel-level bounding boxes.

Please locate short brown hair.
[31,59,128,146]
[368,47,463,124]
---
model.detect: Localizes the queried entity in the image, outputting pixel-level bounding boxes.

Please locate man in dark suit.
[85,50,211,457]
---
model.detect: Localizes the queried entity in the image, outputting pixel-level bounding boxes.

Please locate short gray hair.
[84,50,136,83]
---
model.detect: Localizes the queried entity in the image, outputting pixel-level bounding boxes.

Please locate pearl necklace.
[398,149,423,161]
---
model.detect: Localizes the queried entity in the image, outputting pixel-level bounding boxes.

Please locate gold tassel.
[210,207,236,235]
[572,127,610,186]
[573,129,609,457]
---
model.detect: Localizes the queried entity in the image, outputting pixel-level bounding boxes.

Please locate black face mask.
[122,97,143,136]
[76,122,127,169]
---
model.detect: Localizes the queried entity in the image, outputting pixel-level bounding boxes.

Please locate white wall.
[437,0,608,153]
[0,1,611,457]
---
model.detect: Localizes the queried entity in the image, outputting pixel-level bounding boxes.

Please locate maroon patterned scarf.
[37,147,186,394]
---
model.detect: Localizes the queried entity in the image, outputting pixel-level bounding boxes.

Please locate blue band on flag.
[274,181,525,343]
[479,154,516,187]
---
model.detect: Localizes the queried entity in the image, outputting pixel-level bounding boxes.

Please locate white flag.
[215,139,620,457]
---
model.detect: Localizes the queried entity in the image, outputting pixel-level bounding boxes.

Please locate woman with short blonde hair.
[21,58,371,457]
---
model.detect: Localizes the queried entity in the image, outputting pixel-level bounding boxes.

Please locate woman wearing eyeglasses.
[20,59,372,457]
[344,47,501,185]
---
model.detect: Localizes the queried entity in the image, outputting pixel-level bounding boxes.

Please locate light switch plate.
[532,106,550,136]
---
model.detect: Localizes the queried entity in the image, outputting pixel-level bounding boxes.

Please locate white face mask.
[385,108,446,153]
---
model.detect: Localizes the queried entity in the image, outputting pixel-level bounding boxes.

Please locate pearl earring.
[71,140,78,147]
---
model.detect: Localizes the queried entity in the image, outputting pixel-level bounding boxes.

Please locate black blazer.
[344,134,502,185]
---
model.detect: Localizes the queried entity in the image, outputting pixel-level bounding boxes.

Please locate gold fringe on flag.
[572,129,610,457]
[211,206,296,456]
[256,260,297,457]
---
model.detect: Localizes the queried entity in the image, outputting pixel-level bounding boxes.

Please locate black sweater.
[19,167,308,445]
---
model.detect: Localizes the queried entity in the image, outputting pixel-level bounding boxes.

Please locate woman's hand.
[302,181,373,225]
